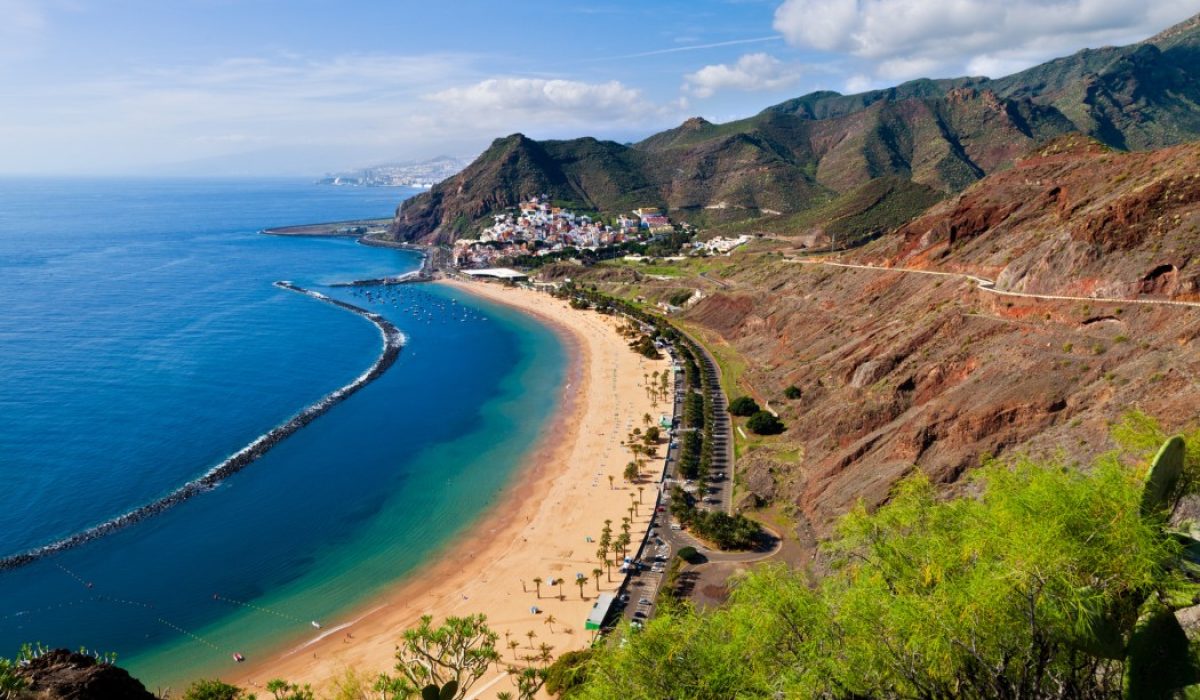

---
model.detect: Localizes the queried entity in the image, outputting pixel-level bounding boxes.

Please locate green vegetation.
[581,425,1200,698]
[182,679,246,700]
[783,385,802,400]
[728,396,760,417]
[264,679,314,700]
[667,289,693,307]
[0,657,26,700]
[676,546,701,564]
[711,176,945,244]
[670,486,762,550]
[375,614,500,700]
[543,649,592,698]
[628,335,660,359]
[746,410,785,435]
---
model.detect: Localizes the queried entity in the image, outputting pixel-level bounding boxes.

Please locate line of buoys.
[93,594,155,610]
[53,563,94,589]
[0,598,93,623]
[212,593,318,628]
[155,617,223,653]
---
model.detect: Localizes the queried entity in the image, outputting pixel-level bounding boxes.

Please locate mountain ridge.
[392,12,1200,244]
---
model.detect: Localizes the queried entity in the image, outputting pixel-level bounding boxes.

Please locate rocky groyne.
[0,283,404,572]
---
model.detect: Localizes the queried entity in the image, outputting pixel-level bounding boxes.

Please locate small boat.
[232,653,245,663]
[311,621,321,629]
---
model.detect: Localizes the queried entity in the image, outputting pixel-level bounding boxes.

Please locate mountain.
[392,12,1200,243]
[554,134,1200,539]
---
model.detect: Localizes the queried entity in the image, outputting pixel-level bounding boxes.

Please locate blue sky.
[1,0,1196,175]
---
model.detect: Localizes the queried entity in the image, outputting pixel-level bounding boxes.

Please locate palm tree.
[538,642,554,664]
[575,576,587,599]
[556,578,564,599]
[596,542,609,568]
[532,577,543,598]
[543,614,557,633]
[608,475,614,490]
[643,412,652,427]
[638,486,645,504]
[508,639,520,660]
[592,567,603,591]
[526,629,537,650]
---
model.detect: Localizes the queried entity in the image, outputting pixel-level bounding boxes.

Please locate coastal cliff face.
[392,12,1200,243]
[566,137,1200,542]
[14,650,158,700]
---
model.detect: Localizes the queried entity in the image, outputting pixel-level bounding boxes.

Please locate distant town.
[317,155,469,188]
[453,197,751,270]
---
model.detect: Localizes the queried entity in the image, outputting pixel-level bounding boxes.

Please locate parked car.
[638,598,653,606]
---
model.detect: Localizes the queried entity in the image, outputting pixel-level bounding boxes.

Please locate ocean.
[0,178,566,690]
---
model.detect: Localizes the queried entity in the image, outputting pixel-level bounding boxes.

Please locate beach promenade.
[229,280,670,698]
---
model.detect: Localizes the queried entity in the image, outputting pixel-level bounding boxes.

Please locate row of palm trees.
[643,369,672,406]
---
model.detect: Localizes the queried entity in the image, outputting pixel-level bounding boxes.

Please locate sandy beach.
[228,278,671,697]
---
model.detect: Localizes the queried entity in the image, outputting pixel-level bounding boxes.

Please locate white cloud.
[773,0,1200,84]
[0,53,685,174]
[684,53,803,98]
[428,77,642,117]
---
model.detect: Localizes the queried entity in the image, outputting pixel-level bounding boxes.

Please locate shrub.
[728,396,760,417]
[783,385,802,400]
[677,546,701,563]
[746,411,784,435]
[183,679,245,700]
[668,290,693,307]
[545,649,593,697]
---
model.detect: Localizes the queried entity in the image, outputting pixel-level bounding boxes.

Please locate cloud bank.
[773,0,1197,83]
[684,53,803,98]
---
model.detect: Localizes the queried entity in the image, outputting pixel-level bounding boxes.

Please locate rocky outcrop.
[15,650,157,700]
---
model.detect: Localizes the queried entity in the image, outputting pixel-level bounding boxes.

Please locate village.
[451,198,676,269]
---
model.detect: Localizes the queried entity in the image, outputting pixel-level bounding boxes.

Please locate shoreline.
[0,283,404,572]
[227,279,669,697]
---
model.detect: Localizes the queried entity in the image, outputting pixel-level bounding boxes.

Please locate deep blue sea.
[0,178,566,690]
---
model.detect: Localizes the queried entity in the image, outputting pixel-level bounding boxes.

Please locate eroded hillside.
[558,139,1200,544]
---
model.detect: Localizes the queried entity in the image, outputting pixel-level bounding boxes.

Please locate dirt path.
[786,258,1200,309]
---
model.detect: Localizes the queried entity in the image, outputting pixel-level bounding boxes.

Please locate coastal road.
[785,257,1200,310]
[683,329,735,516]
[616,332,760,625]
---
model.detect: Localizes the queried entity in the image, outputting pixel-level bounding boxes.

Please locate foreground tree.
[580,425,1200,699]
[377,614,500,700]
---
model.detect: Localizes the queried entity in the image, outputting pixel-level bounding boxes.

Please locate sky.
[1,0,1197,176]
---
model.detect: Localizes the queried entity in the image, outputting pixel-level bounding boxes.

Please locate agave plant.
[1075,436,1200,697]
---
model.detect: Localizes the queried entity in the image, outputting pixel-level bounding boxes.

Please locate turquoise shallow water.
[0,178,566,690]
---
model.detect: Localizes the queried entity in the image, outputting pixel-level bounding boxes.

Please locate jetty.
[0,283,405,572]
[260,218,392,237]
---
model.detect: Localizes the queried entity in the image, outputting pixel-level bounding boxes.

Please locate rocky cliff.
[13,650,158,700]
